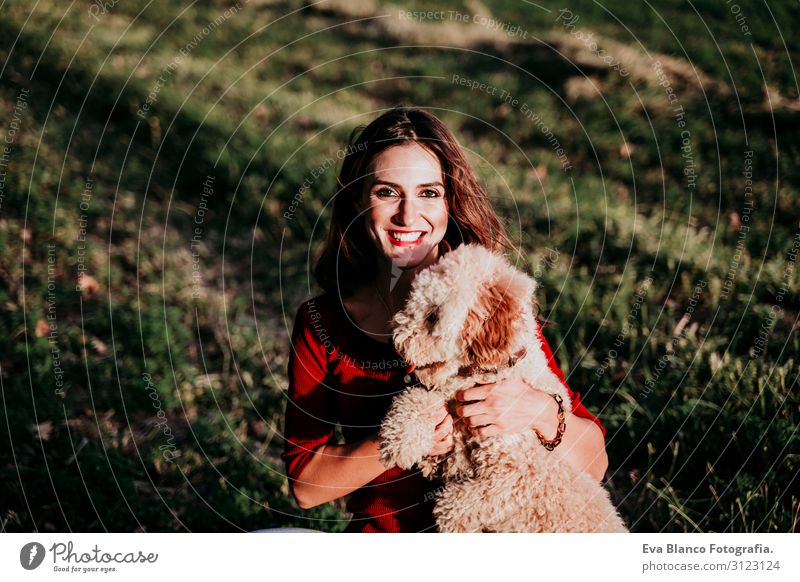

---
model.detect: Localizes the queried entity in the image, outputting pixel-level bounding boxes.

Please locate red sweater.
[281,292,607,533]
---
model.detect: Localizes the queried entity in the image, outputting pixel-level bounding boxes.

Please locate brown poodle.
[379,243,628,532]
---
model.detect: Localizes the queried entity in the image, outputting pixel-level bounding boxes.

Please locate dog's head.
[392,243,537,388]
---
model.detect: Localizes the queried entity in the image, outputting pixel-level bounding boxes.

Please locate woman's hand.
[454,376,557,439]
[426,405,455,456]
[454,377,610,480]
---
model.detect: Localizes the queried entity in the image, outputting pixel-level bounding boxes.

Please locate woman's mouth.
[387,230,426,246]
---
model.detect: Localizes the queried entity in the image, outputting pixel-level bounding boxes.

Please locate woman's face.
[359,143,449,271]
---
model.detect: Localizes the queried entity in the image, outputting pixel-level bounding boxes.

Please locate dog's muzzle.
[409,347,528,382]
[456,346,528,378]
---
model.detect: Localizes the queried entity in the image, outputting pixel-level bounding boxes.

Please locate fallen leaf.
[254,103,269,121]
[31,421,54,441]
[92,337,108,355]
[35,319,49,338]
[78,274,100,297]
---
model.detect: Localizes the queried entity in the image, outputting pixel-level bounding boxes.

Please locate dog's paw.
[379,387,443,469]
[379,428,433,470]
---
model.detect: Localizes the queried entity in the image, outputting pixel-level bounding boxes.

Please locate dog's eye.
[425,310,439,328]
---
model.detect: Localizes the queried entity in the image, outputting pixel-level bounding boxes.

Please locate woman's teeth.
[389,231,424,242]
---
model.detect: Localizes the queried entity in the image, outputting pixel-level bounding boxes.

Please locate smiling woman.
[281,106,608,532]
[314,107,511,302]
[359,143,449,270]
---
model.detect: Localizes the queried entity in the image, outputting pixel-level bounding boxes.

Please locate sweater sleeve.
[281,303,337,485]
[535,319,606,439]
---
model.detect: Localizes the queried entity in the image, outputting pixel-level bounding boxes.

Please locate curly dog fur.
[379,243,628,532]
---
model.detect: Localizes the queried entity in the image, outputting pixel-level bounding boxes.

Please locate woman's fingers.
[434,415,453,436]
[434,404,449,425]
[464,413,492,428]
[435,410,453,429]
[471,424,499,439]
[454,401,488,418]
[429,433,454,456]
[456,385,490,402]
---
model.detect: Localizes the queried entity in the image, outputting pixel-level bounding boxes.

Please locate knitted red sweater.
[281,292,607,533]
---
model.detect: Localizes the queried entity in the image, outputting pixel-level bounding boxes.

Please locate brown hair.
[314,106,514,298]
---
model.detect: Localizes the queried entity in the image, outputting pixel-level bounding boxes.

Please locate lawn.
[1,0,797,532]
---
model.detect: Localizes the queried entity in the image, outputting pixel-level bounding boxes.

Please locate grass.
[0,0,797,532]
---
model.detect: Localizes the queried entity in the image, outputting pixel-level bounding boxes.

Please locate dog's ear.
[462,282,517,367]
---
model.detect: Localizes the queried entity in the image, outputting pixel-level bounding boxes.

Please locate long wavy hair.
[314,106,514,298]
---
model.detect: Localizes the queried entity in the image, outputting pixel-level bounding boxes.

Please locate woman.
[281,107,608,532]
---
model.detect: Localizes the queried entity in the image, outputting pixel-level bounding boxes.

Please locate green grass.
[1,0,797,532]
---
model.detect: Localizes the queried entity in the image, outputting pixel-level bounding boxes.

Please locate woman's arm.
[292,408,454,509]
[290,433,387,509]
[454,379,609,481]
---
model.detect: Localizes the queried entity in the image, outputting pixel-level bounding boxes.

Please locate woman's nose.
[396,196,420,225]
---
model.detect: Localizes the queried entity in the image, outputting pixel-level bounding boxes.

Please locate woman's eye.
[374,188,441,198]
